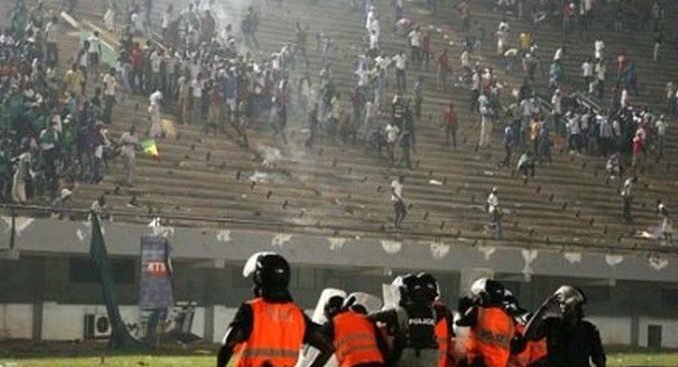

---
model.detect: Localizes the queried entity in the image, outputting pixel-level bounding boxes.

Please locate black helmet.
[324,295,345,319]
[392,273,416,305]
[553,285,586,317]
[417,272,440,301]
[470,278,505,306]
[243,252,291,289]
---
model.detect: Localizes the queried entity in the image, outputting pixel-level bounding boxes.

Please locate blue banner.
[139,235,174,309]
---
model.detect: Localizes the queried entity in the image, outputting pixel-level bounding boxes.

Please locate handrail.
[1,203,676,256]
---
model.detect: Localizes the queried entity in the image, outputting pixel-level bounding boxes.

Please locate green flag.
[89,215,145,350]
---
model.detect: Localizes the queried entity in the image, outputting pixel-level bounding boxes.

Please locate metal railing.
[1,203,677,256]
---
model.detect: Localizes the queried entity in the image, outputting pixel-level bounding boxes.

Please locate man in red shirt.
[444,103,458,148]
[631,131,644,172]
[129,42,145,94]
[437,49,450,91]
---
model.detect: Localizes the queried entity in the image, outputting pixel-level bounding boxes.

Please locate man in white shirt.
[391,176,407,229]
[45,16,59,66]
[393,51,407,91]
[594,59,606,99]
[551,89,562,133]
[369,29,380,53]
[161,4,173,39]
[149,48,163,92]
[102,67,117,124]
[408,26,422,67]
[385,121,400,164]
[87,31,103,74]
[621,176,637,224]
[191,77,204,126]
[581,57,593,93]
[655,114,667,160]
[119,126,139,186]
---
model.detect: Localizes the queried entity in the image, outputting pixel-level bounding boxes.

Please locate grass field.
[1,353,678,366]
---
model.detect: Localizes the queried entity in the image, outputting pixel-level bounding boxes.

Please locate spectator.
[517,151,535,178]
[119,125,138,186]
[437,48,450,91]
[443,103,457,148]
[408,26,422,68]
[385,121,400,164]
[393,50,407,92]
[657,199,672,245]
[44,16,59,66]
[502,123,514,166]
[102,67,117,125]
[529,114,541,155]
[11,144,32,204]
[655,114,666,161]
[391,175,407,229]
[51,188,73,220]
[63,63,84,97]
[486,187,502,240]
[621,176,637,224]
[87,31,102,78]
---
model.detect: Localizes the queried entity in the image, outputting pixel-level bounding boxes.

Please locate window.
[660,289,678,305]
[69,257,135,284]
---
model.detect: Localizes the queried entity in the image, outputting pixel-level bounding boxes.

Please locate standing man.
[44,16,59,66]
[502,123,514,166]
[394,50,407,92]
[217,252,333,367]
[621,176,637,224]
[391,175,407,229]
[657,199,673,245]
[655,114,666,161]
[444,103,458,149]
[525,286,606,367]
[102,67,117,125]
[87,31,103,78]
[119,125,138,187]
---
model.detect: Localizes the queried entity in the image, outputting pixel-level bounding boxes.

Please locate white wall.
[587,316,632,346]
[41,302,142,340]
[3,303,677,348]
[638,317,678,348]
[0,304,33,339]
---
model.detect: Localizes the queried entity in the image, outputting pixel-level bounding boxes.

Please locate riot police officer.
[524,286,606,367]
[216,252,333,367]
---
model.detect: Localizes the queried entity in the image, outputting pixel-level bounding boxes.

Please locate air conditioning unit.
[84,313,112,339]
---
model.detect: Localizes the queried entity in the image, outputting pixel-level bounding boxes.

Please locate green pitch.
[1,353,678,366]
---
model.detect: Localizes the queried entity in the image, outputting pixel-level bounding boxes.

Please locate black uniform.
[534,317,606,367]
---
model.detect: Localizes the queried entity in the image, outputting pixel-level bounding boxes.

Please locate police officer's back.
[369,273,454,367]
[456,278,517,367]
[315,294,387,367]
[216,252,333,367]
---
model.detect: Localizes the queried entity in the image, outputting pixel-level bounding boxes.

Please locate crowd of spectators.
[5,0,671,240]
[0,0,117,214]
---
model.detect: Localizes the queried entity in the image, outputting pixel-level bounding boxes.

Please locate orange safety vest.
[528,337,547,365]
[332,311,384,367]
[236,298,305,367]
[466,307,515,367]
[435,316,455,367]
[508,324,529,367]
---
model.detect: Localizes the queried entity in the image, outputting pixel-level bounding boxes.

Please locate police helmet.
[470,277,505,305]
[553,285,586,314]
[242,252,291,289]
[324,295,346,319]
[417,272,440,301]
[342,294,368,315]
